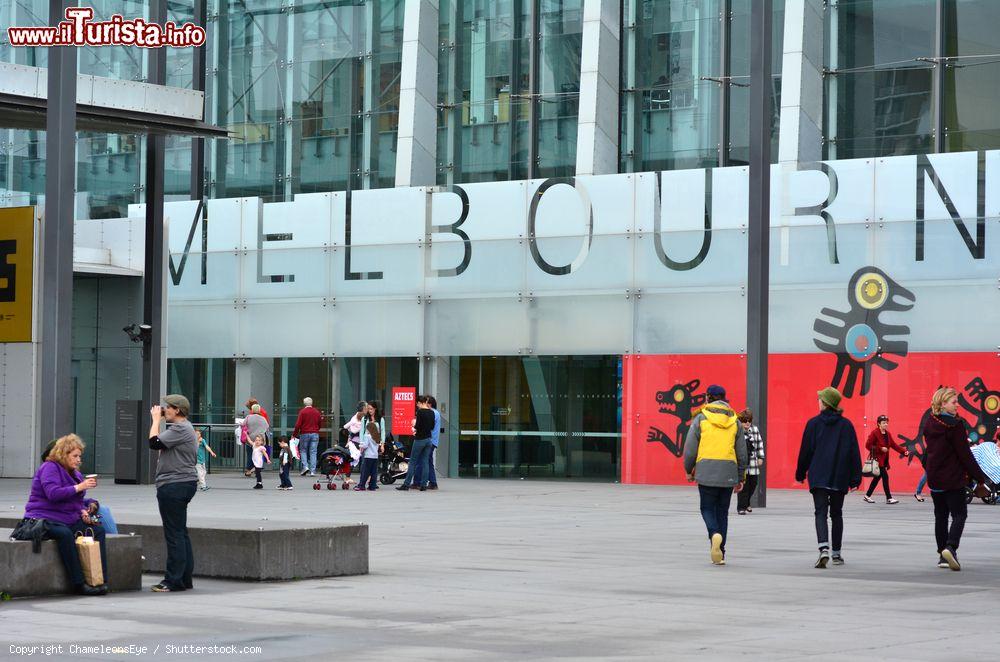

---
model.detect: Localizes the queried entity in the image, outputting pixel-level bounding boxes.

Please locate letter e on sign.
[0,207,34,343]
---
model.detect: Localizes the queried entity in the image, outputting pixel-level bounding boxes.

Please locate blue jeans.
[916,472,928,494]
[359,457,378,489]
[156,481,197,590]
[698,485,733,551]
[413,446,438,486]
[299,433,319,473]
[47,519,108,587]
[404,439,433,487]
[96,505,118,534]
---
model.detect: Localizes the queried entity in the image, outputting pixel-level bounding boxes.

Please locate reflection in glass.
[456,355,620,481]
[824,0,935,159]
[944,1,1000,152]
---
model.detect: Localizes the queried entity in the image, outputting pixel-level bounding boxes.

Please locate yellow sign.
[0,206,35,343]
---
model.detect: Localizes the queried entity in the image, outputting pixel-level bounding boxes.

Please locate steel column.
[718,0,731,167]
[933,0,945,152]
[526,0,540,178]
[747,0,771,507]
[140,0,169,484]
[37,0,77,446]
[191,0,207,200]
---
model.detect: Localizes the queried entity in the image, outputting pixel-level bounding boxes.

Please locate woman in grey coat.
[244,404,270,476]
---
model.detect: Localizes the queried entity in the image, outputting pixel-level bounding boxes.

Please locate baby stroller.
[379,440,409,485]
[313,445,355,491]
[966,442,1000,504]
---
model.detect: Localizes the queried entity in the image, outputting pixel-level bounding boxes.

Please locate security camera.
[123,323,153,343]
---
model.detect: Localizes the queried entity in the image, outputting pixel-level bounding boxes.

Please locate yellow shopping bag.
[75,529,104,587]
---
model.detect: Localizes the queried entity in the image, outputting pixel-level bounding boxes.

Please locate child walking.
[196,429,217,491]
[277,437,293,490]
[251,435,270,490]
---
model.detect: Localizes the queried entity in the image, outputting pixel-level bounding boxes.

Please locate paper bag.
[289,436,301,460]
[75,530,104,587]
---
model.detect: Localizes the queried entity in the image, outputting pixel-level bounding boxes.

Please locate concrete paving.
[0,473,997,661]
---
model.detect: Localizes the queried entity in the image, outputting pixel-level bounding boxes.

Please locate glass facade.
[436,0,582,185]
[454,356,620,480]
[621,0,785,172]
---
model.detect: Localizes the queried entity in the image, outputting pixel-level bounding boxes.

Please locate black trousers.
[156,481,197,590]
[737,474,759,511]
[866,466,892,498]
[812,489,846,551]
[47,519,108,587]
[932,489,968,552]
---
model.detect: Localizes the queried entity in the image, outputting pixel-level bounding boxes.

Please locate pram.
[313,445,355,490]
[379,440,409,485]
[965,442,1000,504]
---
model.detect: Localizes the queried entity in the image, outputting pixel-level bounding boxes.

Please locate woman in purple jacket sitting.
[23,434,109,596]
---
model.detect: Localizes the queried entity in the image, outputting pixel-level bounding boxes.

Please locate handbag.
[10,517,50,553]
[75,528,104,587]
[862,452,881,478]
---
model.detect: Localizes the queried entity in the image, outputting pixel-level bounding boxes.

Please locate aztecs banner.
[622,352,1000,490]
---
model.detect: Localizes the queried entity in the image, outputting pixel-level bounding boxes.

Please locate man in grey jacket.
[683,385,747,566]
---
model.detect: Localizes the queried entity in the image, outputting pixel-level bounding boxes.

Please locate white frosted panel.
[770,223,873,286]
[906,283,999,351]
[168,250,240,301]
[239,198,265,251]
[769,284,846,353]
[874,155,917,223]
[330,299,422,356]
[922,152,980,222]
[426,238,525,297]
[167,304,239,357]
[424,297,527,356]
[239,302,332,357]
[264,192,335,248]
[332,243,424,297]
[446,181,527,241]
[712,167,749,230]
[784,158,874,226]
[164,200,202,253]
[635,291,747,354]
[243,248,331,299]
[526,233,632,293]
[350,187,425,245]
[634,228,745,289]
[876,217,999,281]
[199,198,244,251]
[575,173,634,234]
[531,295,632,354]
[527,178,593,238]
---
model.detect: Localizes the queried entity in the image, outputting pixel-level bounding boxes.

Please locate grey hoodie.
[682,400,748,488]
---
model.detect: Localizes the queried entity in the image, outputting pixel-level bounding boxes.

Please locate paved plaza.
[1,475,998,661]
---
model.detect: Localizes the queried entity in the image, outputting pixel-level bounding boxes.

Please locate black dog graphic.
[646,379,707,457]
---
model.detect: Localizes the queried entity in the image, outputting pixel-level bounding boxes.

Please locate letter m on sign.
[169,199,208,286]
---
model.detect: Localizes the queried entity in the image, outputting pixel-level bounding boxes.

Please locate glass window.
[437,0,580,184]
[76,132,142,219]
[944,0,1000,152]
[456,355,620,481]
[824,0,935,159]
[622,0,722,172]
[727,0,784,165]
[272,357,332,436]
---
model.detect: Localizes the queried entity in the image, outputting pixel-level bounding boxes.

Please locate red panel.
[622,352,1000,491]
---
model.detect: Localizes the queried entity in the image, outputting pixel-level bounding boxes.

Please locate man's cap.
[163,394,190,416]
[817,386,843,411]
[706,384,726,400]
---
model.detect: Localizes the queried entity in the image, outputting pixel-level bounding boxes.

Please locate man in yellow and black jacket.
[683,384,747,566]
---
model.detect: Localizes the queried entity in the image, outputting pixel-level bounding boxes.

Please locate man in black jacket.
[796,387,862,569]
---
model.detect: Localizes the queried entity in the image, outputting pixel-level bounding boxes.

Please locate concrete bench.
[0,528,143,598]
[0,516,368,581]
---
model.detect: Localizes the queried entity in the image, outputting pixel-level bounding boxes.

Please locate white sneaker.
[815,549,830,569]
[710,533,724,565]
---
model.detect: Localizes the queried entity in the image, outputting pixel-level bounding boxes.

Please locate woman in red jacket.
[863,414,908,504]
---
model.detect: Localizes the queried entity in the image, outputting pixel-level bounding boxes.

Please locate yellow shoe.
[710,533,724,565]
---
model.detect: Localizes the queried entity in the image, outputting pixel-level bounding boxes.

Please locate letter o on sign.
[527,178,594,276]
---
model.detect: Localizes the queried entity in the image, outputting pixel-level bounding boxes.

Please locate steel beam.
[140,0,169,484]
[933,0,945,152]
[718,0,731,167]
[747,0,772,507]
[191,0,207,200]
[37,0,77,446]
